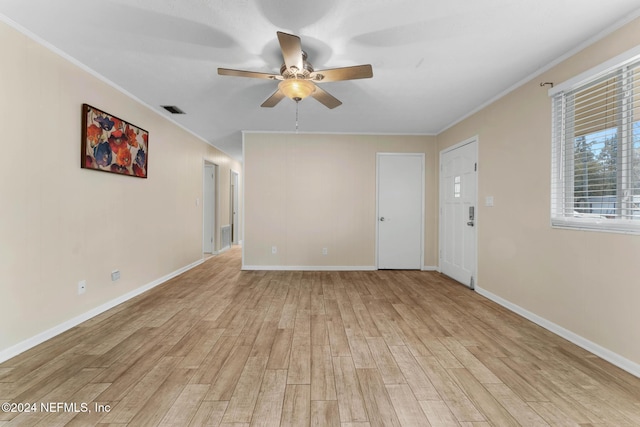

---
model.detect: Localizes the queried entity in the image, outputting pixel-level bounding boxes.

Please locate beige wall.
[437,18,640,366]
[0,20,241,356]
[243,133,437,268]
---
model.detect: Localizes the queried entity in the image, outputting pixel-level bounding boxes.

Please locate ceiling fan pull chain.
[295,101,299,133]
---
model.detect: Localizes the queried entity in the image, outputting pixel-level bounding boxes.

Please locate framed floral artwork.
[81,104,149,178]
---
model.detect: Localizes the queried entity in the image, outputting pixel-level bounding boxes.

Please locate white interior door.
[203,163,216,253]
[439,138,477,288]
[377,153,424,269]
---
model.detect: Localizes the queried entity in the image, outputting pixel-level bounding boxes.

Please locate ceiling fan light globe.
[279,79,315,101]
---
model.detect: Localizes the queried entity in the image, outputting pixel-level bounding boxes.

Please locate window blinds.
[551,58,640,232]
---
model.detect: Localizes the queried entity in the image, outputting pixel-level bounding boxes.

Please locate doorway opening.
[203,161,218,256]
[230,170,239,245]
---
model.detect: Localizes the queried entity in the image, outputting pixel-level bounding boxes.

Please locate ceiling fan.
[218,31,373,109]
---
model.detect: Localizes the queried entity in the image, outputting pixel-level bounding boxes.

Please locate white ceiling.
[2,0,640,161]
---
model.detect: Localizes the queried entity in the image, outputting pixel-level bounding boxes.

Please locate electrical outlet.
[322,247,328,255]
[111,270,120,281]
[78,280,86,295]
[271,246,277,254]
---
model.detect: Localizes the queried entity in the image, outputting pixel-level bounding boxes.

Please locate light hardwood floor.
[1,246,640,426]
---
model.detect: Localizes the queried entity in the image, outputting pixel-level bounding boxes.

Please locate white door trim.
[375,152,425,269]
[439,136,478,288]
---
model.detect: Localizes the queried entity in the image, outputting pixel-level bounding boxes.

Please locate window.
[551,53,640,233]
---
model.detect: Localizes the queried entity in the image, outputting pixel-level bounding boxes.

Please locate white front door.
[377,153,424,269]
[439,138,477,288]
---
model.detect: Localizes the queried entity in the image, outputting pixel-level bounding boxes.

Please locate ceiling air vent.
[161,105,185,114]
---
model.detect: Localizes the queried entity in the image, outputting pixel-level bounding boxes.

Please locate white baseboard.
[475,286,640,379]
[242,265,377,271]
[0,258,204,364]
[243,265,439,272]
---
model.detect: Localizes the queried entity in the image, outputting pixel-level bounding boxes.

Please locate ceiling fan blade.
[261,89,286,108]
[218,68,280,80]
[311,64,373,82]
[311,85,342,109]
[277,31,303,72]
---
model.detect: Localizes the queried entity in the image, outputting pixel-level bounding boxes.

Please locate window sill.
[551,218,640,235]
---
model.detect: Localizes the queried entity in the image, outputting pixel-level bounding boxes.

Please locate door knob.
[380,217,385,222]
[467,221,474,226]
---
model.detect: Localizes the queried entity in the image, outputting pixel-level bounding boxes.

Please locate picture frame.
[81,104,149,178]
